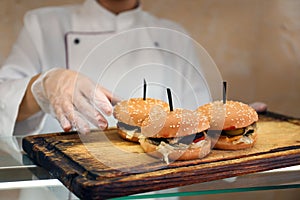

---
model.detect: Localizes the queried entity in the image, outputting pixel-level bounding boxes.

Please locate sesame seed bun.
[141,108,210,138]
[197,100,258,130]
[113,98,169,127]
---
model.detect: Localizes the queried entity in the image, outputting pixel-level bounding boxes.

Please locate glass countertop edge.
[0,179,63,190]
[113,184,300,199]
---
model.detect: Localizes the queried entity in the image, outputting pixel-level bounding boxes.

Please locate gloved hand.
[31,68,113,134]
[249,102,267,113]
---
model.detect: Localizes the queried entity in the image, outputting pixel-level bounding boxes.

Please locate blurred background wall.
[0,0,299,117]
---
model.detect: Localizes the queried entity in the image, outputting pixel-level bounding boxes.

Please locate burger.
[113,98,169,142]
[139,107,211,164]
[197,100,258,150]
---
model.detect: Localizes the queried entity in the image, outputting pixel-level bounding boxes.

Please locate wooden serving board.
[22,112,300,199]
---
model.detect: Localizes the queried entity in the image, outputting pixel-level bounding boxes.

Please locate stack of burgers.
[113,98,258,164]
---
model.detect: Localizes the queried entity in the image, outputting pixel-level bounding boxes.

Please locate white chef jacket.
[0,0,213,136]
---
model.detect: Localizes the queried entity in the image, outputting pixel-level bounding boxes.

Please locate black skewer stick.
[223,81,227,104]
[167,88,174,111]
[143,79,147,100]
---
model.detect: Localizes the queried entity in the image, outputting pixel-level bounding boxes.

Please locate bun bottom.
[117,129,140,143]
[213,132,257,150]
[139,138,211,161]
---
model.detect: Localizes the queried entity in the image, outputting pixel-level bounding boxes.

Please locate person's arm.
[16,74,41,122]
[0,16,43,136]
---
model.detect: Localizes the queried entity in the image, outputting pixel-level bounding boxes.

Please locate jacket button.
[74,38,80,45]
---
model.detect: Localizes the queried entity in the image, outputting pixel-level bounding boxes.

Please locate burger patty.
[221,122,256,137]
[117,121,141,132]
[147,132,206,146]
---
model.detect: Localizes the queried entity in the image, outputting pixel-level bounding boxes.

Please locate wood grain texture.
[22,112,300,199]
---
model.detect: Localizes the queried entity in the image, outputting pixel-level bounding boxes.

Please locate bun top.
[197,100,258,130]
[141,108,210,138]
[113,98,169,126]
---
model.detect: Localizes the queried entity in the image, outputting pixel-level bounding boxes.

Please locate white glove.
[31,68,113,134]
[249,102,267,113]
